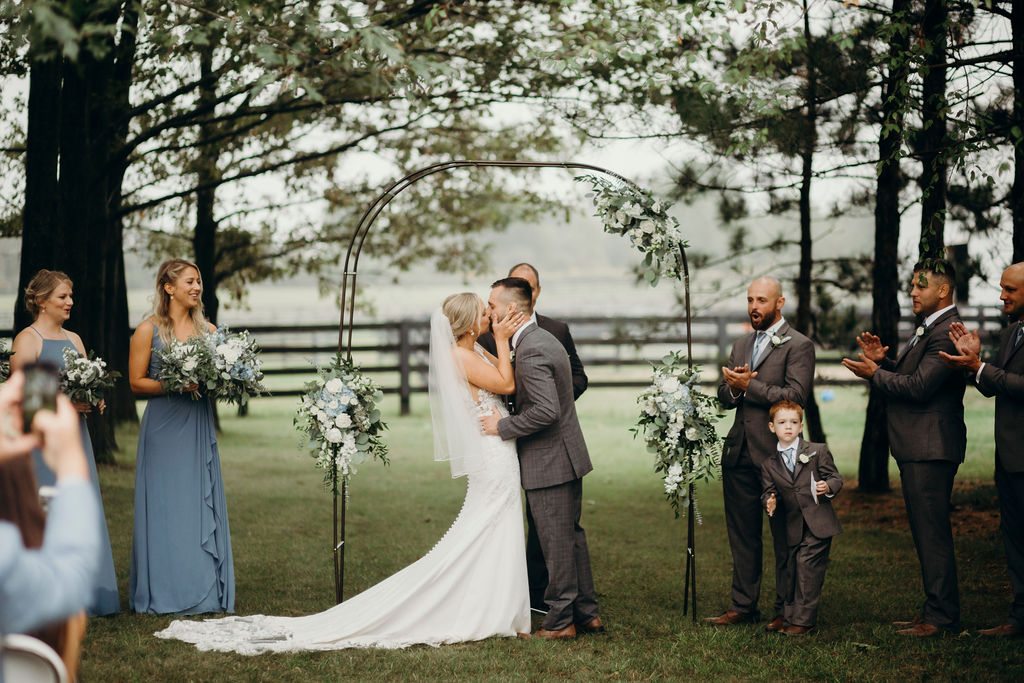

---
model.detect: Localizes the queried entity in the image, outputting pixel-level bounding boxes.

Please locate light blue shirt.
[0,477,100,636]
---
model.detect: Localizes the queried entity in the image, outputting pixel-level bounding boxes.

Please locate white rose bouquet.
[205,327,267,406]
[634,351,724,516]
[296,352,389,491]
[60,347,120,407]
[154,337,218,399]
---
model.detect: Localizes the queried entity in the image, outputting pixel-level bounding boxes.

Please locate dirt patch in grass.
[834,479,1001,536]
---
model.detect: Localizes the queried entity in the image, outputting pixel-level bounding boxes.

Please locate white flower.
[325,378,346,394]
[324,427,343,444]
[915,325,925,338]
[798,451,815,464]
[770,335,792,348]
[334,413,352,429]
[640,220,655,233]
[182,357,197,372]
[661,377,680,394]
[217,343,243,365]
[668,462,683,478]
[685,427,700,441]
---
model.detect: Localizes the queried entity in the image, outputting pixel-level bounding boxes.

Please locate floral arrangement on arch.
[633,351,723,517]
[296,352,389,492]
[575,174,688,285]
[60,347,120,407]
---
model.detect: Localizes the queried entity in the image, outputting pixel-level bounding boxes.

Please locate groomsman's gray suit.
[976,319,1024,630]
[717,321,815,619]
[760,438,842,628]
[872,306,966,631]
[497,322,599,631]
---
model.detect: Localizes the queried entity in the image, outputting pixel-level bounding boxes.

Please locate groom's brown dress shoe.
[892,615,924,628]
[782,625,813,637]
[896,622,940,637]
[535,624,577,640]
[577,617,606,635]
[764,616,786,632]
[703,610,755,626]
[978,622,1023,637]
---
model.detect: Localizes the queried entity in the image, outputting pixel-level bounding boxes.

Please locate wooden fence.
[1,308,1006,415]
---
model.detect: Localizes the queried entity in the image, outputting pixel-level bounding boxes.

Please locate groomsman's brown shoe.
[535,624,577,640]
[703,610,755,626]
[978,622,1023,637]
[897,622,940,637]
[577,617,606,635]
[892,615,925,628]
[782,625,814,637]
[764,616,786,632]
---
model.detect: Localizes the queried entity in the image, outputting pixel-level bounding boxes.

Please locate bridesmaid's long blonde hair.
[149,258,209,344]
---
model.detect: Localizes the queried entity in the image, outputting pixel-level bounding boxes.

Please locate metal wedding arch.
[331,159,699,621]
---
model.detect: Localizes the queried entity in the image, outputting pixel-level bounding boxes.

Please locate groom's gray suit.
[497,322,600,631]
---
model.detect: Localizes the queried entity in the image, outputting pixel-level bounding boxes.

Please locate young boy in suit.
[762,399,843,636]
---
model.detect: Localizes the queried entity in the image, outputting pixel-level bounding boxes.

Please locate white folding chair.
[1,634,69,683]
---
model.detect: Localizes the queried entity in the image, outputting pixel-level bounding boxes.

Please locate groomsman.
[939,262,1024,637]
[706,277,815,629]
[478,263,588,613]
[843,260,966,636]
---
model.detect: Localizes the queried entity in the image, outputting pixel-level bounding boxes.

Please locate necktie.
[1014,324,1023,350]
[751,331,768,367]
[782,447,795,473]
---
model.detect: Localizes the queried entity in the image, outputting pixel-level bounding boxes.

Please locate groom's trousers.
[526,478,600,631]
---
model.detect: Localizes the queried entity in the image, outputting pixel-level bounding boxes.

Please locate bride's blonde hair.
[442,293,481,339]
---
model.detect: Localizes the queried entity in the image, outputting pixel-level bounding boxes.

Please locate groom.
[481,277,603,640]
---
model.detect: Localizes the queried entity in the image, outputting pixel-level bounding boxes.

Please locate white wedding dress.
[156,345,529,654]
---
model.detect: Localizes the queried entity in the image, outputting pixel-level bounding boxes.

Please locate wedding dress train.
[156,372,529,654]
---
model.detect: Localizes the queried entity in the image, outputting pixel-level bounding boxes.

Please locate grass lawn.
[82,386,1022,681]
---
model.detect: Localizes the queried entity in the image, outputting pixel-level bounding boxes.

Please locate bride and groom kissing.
[156,269,603,653]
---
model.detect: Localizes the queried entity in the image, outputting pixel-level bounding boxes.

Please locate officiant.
[478,263,588,613]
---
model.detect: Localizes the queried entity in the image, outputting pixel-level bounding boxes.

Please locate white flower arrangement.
[0,339,11,383]
[770,334,792,348]
[295,352,389,491]
[60,347,120,407]
[575,174,689,285]
[634,351,724,517]
[205,327,267,406]
[154,336,218,399]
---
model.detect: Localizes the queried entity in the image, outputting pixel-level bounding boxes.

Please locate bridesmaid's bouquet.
[0,339,11,383]
[154,337,218,399]
[60,347,120,407]
[296,352,389,490]
[634,351,723,516]
[206,327,267,406]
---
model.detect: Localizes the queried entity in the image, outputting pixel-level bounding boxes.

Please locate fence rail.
[1,308,1007,415]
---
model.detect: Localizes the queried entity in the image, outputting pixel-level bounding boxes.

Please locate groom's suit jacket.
[871,307,966,464]
[976,319,1024,473]
[497,323,592,490]
[760,439,843,547]
[718,321,815,468]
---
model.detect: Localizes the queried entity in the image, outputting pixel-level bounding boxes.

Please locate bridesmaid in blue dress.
[128,258,235,615]
[10,269,121,616]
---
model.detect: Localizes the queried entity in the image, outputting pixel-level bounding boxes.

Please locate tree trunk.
[858,0,911,493]
[918,0,947,260]
[193,44,221,326]
[16,54,63,331]
[1013,0,1023,263]
[795,0,825,444]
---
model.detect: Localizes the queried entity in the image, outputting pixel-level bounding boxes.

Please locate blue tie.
[751,332,768,367]
[782,447,795,472]
[1014,324,1023,350]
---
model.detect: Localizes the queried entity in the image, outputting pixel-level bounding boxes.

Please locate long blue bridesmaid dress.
[129,322,235,615]
[30,332,121,616]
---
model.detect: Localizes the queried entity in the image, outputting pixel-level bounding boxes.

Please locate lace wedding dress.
[156,344,529,654]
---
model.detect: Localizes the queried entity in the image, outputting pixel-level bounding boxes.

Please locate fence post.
[398,319,411,416]
[716,316,730,362]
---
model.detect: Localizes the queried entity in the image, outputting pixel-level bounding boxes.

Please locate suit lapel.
[896,307,958,367]
[753,322,789,371]
[1000,321,1023,367]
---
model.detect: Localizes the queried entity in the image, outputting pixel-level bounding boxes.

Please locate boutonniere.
[798,450,816,465]
[510,349,516,363]
[914,325,926,339]
[770,335,792,349]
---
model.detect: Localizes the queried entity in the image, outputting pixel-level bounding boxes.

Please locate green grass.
[82,387,1022,681]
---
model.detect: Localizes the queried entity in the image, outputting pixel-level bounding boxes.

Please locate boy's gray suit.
[497,322,599,631]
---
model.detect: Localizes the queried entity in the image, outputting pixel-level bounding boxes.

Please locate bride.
[156,293,529,653]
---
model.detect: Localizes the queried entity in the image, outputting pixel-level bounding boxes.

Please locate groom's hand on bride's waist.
[480,410,500,435]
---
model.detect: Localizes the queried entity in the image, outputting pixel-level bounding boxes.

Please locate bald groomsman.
[478,263,588,613]
[843,259,966,637]
[940,262,1024,637]
[706,277,815,630]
